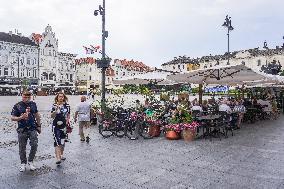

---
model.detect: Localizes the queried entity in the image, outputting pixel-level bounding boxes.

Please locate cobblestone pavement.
[1,96,284,189]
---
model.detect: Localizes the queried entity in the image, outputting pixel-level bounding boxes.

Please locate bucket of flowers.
[164,123,182,140]
[180,121,199,142]
[145,109,162,137]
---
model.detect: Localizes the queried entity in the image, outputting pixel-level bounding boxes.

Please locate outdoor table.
[245,107,257,123]
[196,114,220,121]
[196,115,221,139]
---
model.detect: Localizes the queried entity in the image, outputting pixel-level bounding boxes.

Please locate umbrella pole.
[241,84,245,99]
[198,84,203,105]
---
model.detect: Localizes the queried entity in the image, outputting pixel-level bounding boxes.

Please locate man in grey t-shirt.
[74,96,92,143]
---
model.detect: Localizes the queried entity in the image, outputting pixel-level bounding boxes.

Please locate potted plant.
[164,123,182,140]
[144,109,162,137]
[147,119,162,137]
[181,121,199,142]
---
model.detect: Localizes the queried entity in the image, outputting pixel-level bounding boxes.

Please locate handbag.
[53,113,66,129]
[66,123,72,133]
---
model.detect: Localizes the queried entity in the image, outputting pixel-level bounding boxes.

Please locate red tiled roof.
[31,33,42,44]
[117,59,151,72]
[75,57,96,65]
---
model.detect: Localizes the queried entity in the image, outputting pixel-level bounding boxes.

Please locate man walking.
[74,96,92,143]
[11,90,41,172]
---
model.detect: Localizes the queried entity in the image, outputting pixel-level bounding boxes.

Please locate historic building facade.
[0,25,76,88]
[162,47,284,74]
[30,25,77,87]
[161,56,200,73]
[0,31,39,86]
[75,57,115,91]
[113,59,152,80]
[75,58,151,91]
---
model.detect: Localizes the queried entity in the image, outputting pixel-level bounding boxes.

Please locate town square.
[1,0,284,189]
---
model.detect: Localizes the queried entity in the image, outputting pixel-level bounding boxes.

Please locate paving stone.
[1,96,284,189]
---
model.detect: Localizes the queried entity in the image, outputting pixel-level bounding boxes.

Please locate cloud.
[0,0,283,67]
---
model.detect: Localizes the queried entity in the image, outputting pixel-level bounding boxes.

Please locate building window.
[89,76,92,80]
[173,66,175,70]
[4,68,8,76]
[178,65,180,70]
[241,61,245,65]
[257,60,261,66]
[89,67,92,72]
[183,65,185,69]
[20,57,24,66]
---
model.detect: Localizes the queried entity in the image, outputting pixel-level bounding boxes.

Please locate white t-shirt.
[76,101,91,122]
[219,104,232,114]
[191,105,203,112]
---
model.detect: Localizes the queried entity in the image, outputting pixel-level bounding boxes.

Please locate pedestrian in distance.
[11,90,41,172]
[74,96,93,143]
[51,92,71,165]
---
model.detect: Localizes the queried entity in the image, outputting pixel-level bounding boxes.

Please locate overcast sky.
[0,0,284,67]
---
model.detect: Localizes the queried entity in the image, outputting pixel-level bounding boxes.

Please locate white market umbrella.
[113,69,178,85]
[167,64,266,85]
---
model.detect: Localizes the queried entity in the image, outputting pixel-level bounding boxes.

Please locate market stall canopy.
[167,64,266,85]
[243,73,284,87]
[113,69,178,85]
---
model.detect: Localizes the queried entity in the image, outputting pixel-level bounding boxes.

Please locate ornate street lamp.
[94,0,110,105]
[222,15,234,65]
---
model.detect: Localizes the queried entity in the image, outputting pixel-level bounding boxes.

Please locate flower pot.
[165,131,180,140]
[181,129,195,142]
[149,125,161,137]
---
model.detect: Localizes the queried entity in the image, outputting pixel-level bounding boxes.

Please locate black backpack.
[53,112,66,129]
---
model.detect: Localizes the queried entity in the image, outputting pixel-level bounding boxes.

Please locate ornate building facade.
[30,25,77,87]
[0,31,39,86]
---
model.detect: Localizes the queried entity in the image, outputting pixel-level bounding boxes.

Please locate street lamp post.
[222,15,234,65]
[94,0,110,105]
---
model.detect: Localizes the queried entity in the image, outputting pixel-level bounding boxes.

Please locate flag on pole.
[90,45,100,52]
[83,46,94,54]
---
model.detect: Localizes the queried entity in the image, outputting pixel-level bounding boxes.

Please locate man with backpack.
[11,90,41,172]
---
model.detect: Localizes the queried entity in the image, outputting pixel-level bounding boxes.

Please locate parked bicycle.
[98,107,128,138]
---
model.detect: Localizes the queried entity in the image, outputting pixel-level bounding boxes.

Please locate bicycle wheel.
[98,120,113,138]
[114,121,125,138]
[125,121,138,140]
[139,122,153,139]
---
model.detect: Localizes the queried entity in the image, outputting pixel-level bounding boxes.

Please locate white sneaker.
[28,162,36,171]
[19,164,26,172]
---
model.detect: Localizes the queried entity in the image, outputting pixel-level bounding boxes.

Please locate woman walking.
[51,92,70,165]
